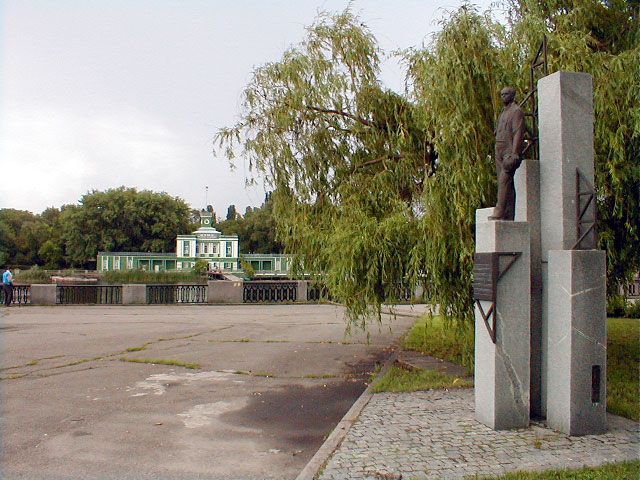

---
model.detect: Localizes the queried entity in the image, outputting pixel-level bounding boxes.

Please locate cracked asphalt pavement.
[0,304,421,479]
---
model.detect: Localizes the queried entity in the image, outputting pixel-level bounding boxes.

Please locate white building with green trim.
[97,210,291,277]
[175,210,239,272]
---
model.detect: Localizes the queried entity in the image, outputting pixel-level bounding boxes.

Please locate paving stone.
[317,389,639,479]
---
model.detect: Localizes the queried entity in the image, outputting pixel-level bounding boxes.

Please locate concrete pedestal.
[29,284,57,305]
[208,281,243,304]
[475,210,531,430]
[546,250,607,435]
[122,284,147,305]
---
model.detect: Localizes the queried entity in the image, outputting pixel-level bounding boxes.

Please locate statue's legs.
[492,145,516,220]
[495,167,516,220]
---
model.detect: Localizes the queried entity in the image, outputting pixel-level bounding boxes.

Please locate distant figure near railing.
[0,285,31,305]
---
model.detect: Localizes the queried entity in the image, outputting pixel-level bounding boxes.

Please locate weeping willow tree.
[216,10,435,325]
[216,1,639,336]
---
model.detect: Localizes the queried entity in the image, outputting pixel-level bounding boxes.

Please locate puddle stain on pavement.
[127,370,239,396]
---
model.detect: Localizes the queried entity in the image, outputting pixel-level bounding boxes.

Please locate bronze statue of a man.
[489,87,525,221]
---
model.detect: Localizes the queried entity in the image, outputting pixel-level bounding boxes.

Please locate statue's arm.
[511,108,525,156]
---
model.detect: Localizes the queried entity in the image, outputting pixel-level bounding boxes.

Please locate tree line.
[0,187,280,269]
[214,0,639,327]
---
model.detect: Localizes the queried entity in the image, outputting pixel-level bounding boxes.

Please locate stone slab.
[475,219,531,429]
[546,249,607,435]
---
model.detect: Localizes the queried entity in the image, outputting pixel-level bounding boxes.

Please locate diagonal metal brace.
[473,252,522,344]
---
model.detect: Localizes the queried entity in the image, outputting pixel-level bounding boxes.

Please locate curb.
[295,348,400,480]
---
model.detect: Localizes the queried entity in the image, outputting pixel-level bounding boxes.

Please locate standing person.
[489,86,525,221]
[3,266,14,306]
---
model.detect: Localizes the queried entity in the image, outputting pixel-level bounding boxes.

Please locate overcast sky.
[1,0,494,216]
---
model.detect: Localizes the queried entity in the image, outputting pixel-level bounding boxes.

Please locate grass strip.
[119,357,200,370]
[477,460,640,479]
[372,365,472,393]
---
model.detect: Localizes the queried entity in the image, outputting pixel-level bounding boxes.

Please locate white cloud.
[1,106,193,210]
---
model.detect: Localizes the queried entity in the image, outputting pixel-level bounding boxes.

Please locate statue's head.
[500,87,516,105]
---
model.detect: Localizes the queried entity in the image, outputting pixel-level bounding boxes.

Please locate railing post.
[296,281,308,302]
[29,284,56,305]
[122,284,148,305]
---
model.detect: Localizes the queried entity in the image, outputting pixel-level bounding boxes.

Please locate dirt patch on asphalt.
[220,349,394,453]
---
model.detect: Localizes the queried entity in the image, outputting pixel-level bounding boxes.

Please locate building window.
[226,242,232,256]
[212,244,218,254]
[113,256,120,270]
[127,257,133,269]
[183,241,190,256]
[102,256,109,271]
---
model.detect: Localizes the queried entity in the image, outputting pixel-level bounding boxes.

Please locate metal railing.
[0,285,31,305]
[307,284,330,302]
[57,285,122,305]
[146,284,207,304]
[243,281,297,303]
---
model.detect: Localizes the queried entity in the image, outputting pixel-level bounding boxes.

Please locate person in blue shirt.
[3,267,13,306]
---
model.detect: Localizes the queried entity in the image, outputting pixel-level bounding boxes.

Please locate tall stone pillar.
[474,208,531,430]
[515,160,543,417]
[538,71,606,434]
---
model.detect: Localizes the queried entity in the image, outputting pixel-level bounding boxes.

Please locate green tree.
[218,194,284,254]
[226,205,238,221]
[216,3,640,329]
[0,209,45,267]
[60,187,191,267]
[216,10,434,324]
[192,259,210,275]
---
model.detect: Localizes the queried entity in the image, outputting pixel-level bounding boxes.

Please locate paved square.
[0,304,418,479]
[319,389,639,479]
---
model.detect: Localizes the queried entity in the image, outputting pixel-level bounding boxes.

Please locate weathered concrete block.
[475,219,531,430]
[122,284,147,305]
[538,72,595,258]
[29,284,57,305]
[208,281,243,304]
[546,249,607,435]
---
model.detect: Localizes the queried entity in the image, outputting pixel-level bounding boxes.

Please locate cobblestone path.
[319,389,639,479]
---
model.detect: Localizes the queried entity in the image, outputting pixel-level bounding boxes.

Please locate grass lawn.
[481,460,640,479]
[378,315,639,421]
[606,317,640,421]
[403,314,474,372]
